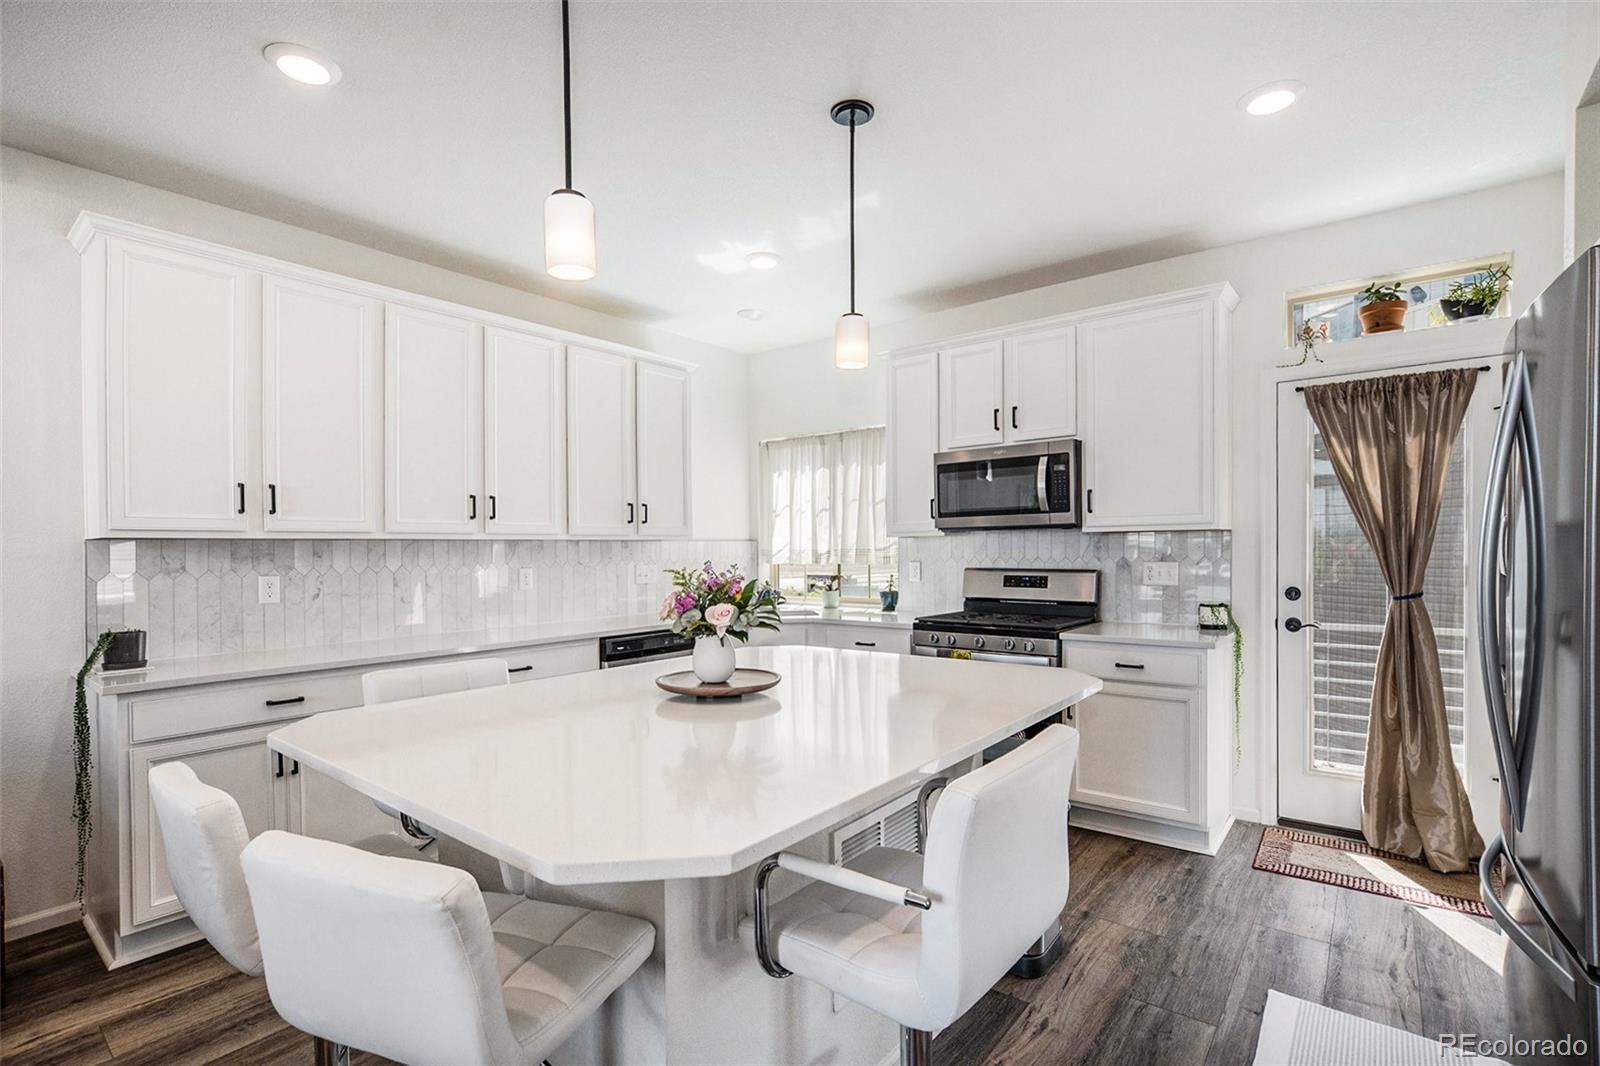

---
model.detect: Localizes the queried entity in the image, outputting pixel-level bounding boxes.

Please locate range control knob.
[973,636,985,649]
[1023,640,1036,653]
[946,634,957,646]
[1004,638,1016,651]
[926,632,939,644]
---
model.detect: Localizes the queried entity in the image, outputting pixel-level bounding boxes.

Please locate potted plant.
[1282,319,1330,368]
[660,563,783,684]
[1356,282,1409,335]
[816,573,842,609]
[879,573,899,612]
[1441,265,1511,321]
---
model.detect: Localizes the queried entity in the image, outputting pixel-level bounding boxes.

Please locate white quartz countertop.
[776,606,912,628]
[267,645,1100,884]
[1063,622,1228,648]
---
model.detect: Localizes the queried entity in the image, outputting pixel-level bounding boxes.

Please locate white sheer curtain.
[760,427,893,566]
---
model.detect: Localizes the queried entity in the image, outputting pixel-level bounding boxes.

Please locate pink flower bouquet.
[659,562,783,643]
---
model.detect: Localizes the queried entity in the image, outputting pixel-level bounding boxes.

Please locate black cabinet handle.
[1087,489,1094,513]
[993,408,1000,431]
[290,759,299,776]
[468,494,477,520]
[854,641,876,647]
[273,752,285,778]
[1066,705,1075,721]
[267,483,278,515]
[642,502,649,525]
[929,498,935,519]
[1012,405,1019,429]
[236,482,246,515]
[627,502,635,524]
[265,695,306,707]
[488,494,497,521]
[1113,662,1145,670]
[508,665,534,674]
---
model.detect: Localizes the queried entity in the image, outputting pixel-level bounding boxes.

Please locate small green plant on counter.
[1357,281,1406,305]
[73,630,117,903]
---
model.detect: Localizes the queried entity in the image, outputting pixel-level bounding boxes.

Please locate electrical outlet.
[257,575,281,605]
[634,564,653,586]
[1141,562,1179,586]
[518,567,535,590]
[908,561,923,582]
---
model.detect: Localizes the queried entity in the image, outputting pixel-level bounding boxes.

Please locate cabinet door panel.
[937,341,1004,449]
[887,352,940,536]
[385,305,483,534]
[1069,680,1202,825]
[105,239,253,531]
[1003,325,1076,441]
[635,362,691,538]
[262,276,382,532]
[129,725,281,928]
[566,346,637,536]
[485,328,564,536]
[1079,302,1215,529]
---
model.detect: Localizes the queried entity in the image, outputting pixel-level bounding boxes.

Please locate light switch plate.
[518,567,535,590]
[634,564,654,586]
[1141,562,1179,586]
[257,575,281,605]
[908,561,923,582]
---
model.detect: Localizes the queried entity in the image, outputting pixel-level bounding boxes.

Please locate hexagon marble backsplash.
[894,529,1231,622]
[85,539,757,661]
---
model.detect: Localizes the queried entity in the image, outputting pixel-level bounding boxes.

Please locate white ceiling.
[0,1,1567,354]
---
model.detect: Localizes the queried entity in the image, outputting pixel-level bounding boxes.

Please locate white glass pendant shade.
[835,312,870,370]
[544,189,596,281]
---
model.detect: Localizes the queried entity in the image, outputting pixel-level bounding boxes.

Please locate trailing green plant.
[74,630,116,903]
[1444,265,1511,315]
[1220,604,1244,771]
[1357,281,1406,306]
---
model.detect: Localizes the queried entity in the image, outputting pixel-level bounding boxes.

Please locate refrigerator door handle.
[1510,358,1548,827]
[1481,835,1579,1001]
[1478,354,1526,825]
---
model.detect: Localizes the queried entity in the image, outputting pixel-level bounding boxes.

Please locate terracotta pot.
[1358,299,1408,334]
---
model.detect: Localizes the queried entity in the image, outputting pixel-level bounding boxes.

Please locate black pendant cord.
[562,0,573,191]
[848,113,856,314]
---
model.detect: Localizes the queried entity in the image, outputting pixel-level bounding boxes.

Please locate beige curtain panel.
[1302,367,1482,873]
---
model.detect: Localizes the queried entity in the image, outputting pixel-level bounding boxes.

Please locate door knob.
[1284,585,1302,601]
[1283,617,1321,633]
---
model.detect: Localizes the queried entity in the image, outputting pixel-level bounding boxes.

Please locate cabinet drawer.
[504,640,598,681]
[822,626,911,655]
[128,672,363,744]
[1066,644,1199,687]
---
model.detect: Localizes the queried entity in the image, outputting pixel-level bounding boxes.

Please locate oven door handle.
[1036,456,1050,513]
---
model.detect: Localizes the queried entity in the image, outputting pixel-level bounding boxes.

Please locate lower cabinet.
[1063,638,1233,855]
[812,624,912,656]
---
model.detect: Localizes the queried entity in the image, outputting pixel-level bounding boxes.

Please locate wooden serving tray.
[655,668,781,699]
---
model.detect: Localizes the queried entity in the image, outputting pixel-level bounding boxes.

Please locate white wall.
[1566,1,1600,260]
[746,173,1565,825]
[0,147,750,933]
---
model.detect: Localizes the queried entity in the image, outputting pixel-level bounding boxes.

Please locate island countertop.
[268,645,1100,885]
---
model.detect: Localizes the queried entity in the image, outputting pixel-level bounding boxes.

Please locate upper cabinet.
[384,304,484,535]
[937,340,1005,449]
[887,351,939,536]
[262,275,383,533]
[483,327,565,536]
[634,361,692,538]
[568,348,692,538]
[1003,324,1076,442]
[99,239,255,532]
[1077,288,1235,531]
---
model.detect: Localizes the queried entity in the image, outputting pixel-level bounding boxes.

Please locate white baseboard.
[1231,804,1263,824]
[4,900,80,940]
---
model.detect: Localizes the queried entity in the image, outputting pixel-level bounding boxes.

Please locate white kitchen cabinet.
[817,625,912,655]
[886,352,940,536]
[261,275,383,533]
[100,238,255,532]
[635,361,692,538]
[567,346,638,536]
[1077,289,1235,530]
[937,340,1005,449]
[484,327,565,536]
[1003,325,1076,442]
[384,304,484,535]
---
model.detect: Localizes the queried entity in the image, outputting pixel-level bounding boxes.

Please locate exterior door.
[634,361,692,537]
[104,238,254,532]
[384,304,483,534]
[566,346,637,536]
[484,327,565,536]
[261,275,383,532]
[1275,362,1501,834]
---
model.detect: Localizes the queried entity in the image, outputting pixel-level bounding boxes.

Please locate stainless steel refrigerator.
[1480,246,1600,1064]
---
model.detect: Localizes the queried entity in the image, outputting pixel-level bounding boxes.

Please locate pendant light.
[544,0,596,281]
[831,99,873,370]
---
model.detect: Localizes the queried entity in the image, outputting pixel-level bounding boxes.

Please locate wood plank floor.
[1,823,1509,1065]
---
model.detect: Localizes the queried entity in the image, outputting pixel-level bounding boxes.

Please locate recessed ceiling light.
[263,43,342,86]
[1240,80,1304,116]
[737,308,767,321]
[745,251,782,270]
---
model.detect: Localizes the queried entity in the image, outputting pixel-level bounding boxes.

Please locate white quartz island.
[267,646,1101,1065]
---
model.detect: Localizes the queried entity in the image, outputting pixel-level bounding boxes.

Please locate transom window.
[1287,256,1513,348]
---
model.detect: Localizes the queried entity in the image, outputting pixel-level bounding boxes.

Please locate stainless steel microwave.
[933,439,1081,531]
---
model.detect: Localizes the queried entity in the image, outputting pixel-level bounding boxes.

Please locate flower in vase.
[705,603,737,635]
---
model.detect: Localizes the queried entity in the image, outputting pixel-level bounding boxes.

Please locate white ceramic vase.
[692,635,737,684]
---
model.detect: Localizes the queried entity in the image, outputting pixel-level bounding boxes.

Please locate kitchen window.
[1287,255,1513,348]
[760,427,896,604]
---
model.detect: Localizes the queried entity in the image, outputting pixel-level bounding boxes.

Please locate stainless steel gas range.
[911,568,1100,668]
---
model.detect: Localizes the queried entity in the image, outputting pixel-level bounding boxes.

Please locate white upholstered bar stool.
[359,656,533,893]
[241,830,656,1066]
[744,724,1079,1066]
[147,761,434,977]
